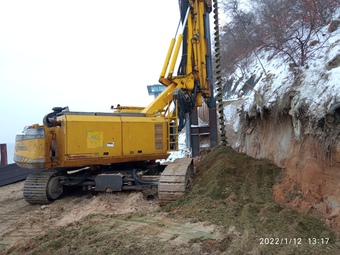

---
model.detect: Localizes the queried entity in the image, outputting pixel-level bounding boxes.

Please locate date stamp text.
[259,237,330,245]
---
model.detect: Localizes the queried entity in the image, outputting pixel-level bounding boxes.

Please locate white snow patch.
[224,20,340,129]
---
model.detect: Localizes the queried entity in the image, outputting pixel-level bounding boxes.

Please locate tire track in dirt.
[0,182,44,249]
[0,182,160,251]
[0,181,225,255]
[0,182,93,250]
[116,216,223,245]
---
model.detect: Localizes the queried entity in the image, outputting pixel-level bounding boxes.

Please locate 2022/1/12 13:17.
[259,237,331,245]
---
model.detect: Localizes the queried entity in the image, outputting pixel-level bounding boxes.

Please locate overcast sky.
[0,0,182,146]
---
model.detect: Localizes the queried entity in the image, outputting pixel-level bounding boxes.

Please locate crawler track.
[23,170,60,204]
[158,158,193,205]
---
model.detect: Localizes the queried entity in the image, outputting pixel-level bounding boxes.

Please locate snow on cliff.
[223,18,340,144]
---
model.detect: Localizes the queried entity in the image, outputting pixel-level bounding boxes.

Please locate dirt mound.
[165,145,340,254]
[56,192,160,226]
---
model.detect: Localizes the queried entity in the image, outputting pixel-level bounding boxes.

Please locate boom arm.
[142,0,213,122]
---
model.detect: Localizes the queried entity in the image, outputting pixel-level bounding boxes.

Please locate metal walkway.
[0,164,33,187]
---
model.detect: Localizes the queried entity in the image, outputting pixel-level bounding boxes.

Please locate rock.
[328,20,340,33]
[327,207,340,220]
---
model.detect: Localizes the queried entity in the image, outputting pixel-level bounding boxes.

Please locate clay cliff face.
[221,20,340,234]
[223,104,340,234]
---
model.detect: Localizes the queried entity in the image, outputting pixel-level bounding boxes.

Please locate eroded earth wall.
[223,99,340,235]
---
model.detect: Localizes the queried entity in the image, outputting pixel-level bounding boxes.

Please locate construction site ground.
[1,146,340,255]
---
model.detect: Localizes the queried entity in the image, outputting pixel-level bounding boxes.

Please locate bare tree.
[216,0,262,75]
[218,0,340,73]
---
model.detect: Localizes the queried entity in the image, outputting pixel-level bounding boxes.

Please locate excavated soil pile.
[166,145,340,254]
[2,145,340,254]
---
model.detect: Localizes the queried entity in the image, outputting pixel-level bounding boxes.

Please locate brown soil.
[0,179,222,254]
[1,146,340,254]
[223,104,340,238]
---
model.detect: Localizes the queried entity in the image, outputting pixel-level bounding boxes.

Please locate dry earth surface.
[1,146,340,254]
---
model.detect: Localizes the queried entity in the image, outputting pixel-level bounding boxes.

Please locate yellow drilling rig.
[14,0,221,205]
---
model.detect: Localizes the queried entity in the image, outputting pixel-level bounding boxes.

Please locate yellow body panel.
[14,114,170,169]
[15,113,169,168]
[52,114,169,167]
[14,128,48,169]
[59,115,123,162]
[121,116,167,156]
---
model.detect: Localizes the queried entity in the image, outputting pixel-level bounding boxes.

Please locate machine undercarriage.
[23,158,193,205]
